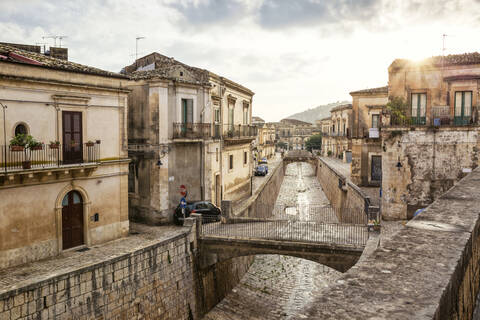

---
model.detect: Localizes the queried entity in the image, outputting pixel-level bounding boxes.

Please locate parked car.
[258,157,268,165]
[173,200,221,225]
[254,165,268,176]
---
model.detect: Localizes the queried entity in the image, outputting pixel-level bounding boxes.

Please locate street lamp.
[1,102,7,173]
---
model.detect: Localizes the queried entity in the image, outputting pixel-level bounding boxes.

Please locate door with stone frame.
[62,190,84,250]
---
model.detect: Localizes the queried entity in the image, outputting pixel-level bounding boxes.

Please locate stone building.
[319,117,332,156]
[350,86,388,186]
[124,53,256,224]
[273,118,313,150]
[255,122,276,161]
[381,53,480,220]
[0,43,130,269]
[321,104,353,161]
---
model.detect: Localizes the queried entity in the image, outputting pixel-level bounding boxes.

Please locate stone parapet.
[292,167,480,319]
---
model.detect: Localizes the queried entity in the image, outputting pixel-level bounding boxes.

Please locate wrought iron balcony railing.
[223,124,258,139]
[1,142,100,174]
[173,123,213,139]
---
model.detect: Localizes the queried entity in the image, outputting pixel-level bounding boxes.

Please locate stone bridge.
[193,216,369,272]
[283,150,318,174]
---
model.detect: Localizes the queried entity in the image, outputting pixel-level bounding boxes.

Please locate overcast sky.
[1,0,480,121]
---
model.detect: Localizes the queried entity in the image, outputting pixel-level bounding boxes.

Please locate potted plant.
[86,140,95,147]
[373,219,381,231]
[49,140,60,149]
[70,140,79,147]
[27,137,43,151]
[9,133,27,151]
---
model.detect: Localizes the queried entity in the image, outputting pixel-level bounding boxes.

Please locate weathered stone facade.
[320,104,353,160]
[381,127,480,220]
[381,53,480,220]
[349,86,388,186]
[125,53,256,223]
[0,43,130,269]
[272,119,313,151]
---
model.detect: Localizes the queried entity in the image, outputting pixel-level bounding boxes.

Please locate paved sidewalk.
[0,223,189,295]
[319,157,351,179]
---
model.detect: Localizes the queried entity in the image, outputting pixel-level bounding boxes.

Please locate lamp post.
[1,102,7,173]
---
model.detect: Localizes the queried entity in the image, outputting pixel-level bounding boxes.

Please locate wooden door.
[62,111,83,164]
[62,191,84,250]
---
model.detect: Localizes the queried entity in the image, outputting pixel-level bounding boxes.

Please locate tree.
[386,96,409,125]
[276,141,288,150]
[305,134,322,152]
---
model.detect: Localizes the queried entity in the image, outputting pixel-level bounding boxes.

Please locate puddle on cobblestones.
[203,162,341,319]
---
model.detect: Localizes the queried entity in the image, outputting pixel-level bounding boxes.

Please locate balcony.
[223,124,257,139]
[172,123,220,140]
[383,106,477,128]
[0,143,100,184]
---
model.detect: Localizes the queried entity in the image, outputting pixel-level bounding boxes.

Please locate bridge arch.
[199,237,363,273]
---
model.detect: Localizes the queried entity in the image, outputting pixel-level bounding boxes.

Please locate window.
[228,107,234,129]
[343,123,346,135]
[229,155,233,170]
[411,93,426,125]
[454,91,472,125]
[372,114,379,128]
[243,107,249,124]
[214,108,220,123]
[216,148,219,162]
[244,151,247,165]
[181,99,193,123]
[14,123,28,136]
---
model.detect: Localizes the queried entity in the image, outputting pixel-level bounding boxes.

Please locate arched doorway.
[62,190,84,249]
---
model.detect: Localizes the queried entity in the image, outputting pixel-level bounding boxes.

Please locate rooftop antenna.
[58,36,68,48]
[42,35,68,48]
[135,36,146,62]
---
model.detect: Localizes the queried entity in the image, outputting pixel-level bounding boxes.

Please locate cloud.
[257,0,380,29]
[164,0,248,26]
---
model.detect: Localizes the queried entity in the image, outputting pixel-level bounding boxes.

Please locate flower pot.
[373,225,381,232]
[10,145,25,152]
[22,161,31,169]
[49,144,59,149]
[30,145,43,151]
[86,142,95,147]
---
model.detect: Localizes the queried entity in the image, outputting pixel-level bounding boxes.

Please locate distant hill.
[286,101,351,124]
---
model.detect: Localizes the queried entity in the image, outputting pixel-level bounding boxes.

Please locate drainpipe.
[1,102,7,174]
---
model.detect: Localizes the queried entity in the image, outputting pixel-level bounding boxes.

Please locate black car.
[254,165,268,176]
[173,200,221,225]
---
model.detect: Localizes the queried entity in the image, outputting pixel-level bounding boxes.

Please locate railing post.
[221,200,232,224]
[190,213,202,239]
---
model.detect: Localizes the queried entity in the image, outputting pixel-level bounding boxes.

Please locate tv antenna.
[135,36,146,62]
[42,35,68,48]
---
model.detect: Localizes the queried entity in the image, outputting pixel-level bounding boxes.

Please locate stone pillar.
[190,213,202,241]
[221,200,232,223]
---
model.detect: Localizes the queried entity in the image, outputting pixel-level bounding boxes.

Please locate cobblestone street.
[203,162,343,319]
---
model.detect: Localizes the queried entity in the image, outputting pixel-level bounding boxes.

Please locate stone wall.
[232,160,285,218]
[381,127,480,220]
[317,158,371,223]
[0,231,197,320]
[294,167,480,319]
[196,256,254,316]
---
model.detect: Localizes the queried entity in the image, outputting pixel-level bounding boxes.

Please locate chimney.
[48,47,68,61]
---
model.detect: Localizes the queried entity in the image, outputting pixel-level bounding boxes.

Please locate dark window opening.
[229,155,233,170]
[14,123,28,136]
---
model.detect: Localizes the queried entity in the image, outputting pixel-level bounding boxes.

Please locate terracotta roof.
[124,52,210,85]
[0,43,126,79]
[330,103,352,112]
[391,52,480,69]
[350,86,388,95]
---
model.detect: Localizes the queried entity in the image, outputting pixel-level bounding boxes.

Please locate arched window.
[14,123,28,136]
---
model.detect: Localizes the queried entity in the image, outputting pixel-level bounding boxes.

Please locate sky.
[1,0,480,122]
